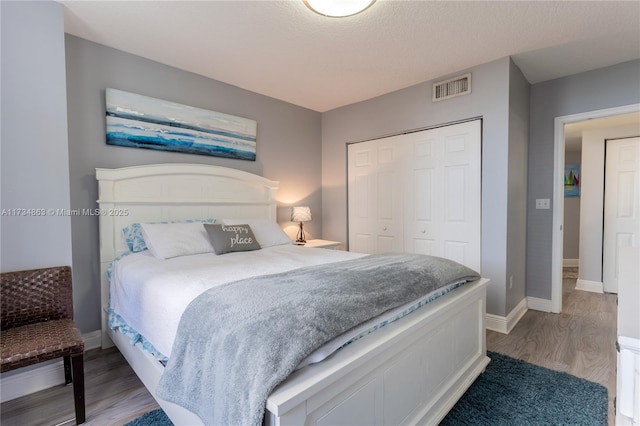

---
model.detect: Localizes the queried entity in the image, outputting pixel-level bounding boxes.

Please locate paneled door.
[347,120,481,272]
[603,137,640,293]
[348,135,407,254]
[404,120,482,272]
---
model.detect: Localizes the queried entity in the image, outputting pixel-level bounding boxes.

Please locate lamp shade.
[291,206,312,222]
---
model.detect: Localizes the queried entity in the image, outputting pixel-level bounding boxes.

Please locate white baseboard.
[0,359,65,403]
[563,259,579,267]
[576,279,604,294]
[486,298,528,334]
[527,296,552,312]
[0,329,102,403]
[83,329,102,351]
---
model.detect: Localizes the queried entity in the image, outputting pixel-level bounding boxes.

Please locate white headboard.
[97,163,279,347]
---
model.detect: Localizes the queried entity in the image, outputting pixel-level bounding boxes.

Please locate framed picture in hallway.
[105,88,257,161]
[564,163,580,197]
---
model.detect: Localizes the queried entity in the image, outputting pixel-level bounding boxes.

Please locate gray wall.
[527,59,640,300]
[563,150,581,262]
[505,59,530,314]
[65,35,322,333]
[1,1,73,272]
[321,57,522,316]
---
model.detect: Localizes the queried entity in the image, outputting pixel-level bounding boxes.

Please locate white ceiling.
[564,112,640,153]
[60,0,640,112]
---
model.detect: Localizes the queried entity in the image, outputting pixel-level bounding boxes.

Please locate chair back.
[0,266,73,330]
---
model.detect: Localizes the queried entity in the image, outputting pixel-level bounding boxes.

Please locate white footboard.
[266,278,490,426]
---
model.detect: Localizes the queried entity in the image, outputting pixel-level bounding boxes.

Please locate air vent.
[432,73,471,102]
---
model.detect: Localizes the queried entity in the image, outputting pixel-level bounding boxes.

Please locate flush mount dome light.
[304,0,376,17]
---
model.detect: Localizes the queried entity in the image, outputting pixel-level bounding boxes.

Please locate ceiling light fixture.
[303,0,376,17]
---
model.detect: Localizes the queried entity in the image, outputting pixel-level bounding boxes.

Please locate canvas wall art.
[105,89,257,161]
[564,163,580,197]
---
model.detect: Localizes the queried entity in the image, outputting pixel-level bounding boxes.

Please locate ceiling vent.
[432,73,471,102]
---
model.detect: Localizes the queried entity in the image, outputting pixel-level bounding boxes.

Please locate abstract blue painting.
[106,89,257,161]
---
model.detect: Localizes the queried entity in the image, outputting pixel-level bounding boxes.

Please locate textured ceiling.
[60,0,640,112]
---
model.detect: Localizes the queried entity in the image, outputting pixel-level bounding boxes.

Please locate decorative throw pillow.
[204,224,261,255]
[221,219,292,248]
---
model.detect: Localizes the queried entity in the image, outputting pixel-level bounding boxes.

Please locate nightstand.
[300,239,341,250]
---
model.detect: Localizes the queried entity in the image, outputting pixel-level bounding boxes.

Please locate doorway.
[552,104,640,312]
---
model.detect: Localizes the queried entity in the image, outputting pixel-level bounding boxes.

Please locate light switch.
[535,198,550,209]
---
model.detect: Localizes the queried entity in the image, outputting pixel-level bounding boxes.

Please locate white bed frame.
[97,163,490,426]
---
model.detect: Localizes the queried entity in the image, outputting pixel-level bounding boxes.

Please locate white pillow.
[140,222,214,259]
[123,218,215,252]
[222,219,292,248]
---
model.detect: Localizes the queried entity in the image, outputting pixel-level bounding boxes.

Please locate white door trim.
[552,103,640,313]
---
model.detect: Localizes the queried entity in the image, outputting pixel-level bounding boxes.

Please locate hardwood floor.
[1,269,617,425]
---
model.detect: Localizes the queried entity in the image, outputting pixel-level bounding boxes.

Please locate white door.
[404,120,482,272]
[603,137,640,293]
[348,135,406,254]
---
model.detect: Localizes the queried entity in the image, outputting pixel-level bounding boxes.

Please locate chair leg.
[63,356,72,384]
[71,354,85,424]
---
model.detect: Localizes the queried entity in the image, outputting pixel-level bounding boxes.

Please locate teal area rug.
[127,351,607,426]
[125,408,173,426]
[440,351,608,425]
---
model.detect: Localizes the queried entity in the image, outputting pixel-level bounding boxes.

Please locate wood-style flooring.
[1,268,617,425]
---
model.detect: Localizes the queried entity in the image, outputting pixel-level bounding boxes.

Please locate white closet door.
[603,137,640,293]
[404,120,481,272]
[348,120,481,272]
[403,130,441,257]
[348,135,406,254]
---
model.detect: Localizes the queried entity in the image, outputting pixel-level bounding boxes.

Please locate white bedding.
[109,245,467,368]
[110,245,365,359]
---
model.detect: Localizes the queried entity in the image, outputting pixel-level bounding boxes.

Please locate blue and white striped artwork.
[106,89,257,161]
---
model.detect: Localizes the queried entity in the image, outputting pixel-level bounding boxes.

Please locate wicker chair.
[1,266,85,424]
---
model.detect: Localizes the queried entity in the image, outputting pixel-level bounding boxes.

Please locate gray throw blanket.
[156,253,480,426]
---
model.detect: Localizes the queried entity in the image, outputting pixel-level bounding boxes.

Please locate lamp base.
[296,222,306,244]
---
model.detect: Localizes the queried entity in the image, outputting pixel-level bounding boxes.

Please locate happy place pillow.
[221,219,292,248]
[204,224,261,255]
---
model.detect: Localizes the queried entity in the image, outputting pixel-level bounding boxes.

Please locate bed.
[97,163,490,426]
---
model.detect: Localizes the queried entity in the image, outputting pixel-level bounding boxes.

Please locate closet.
[347,120,482,272]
